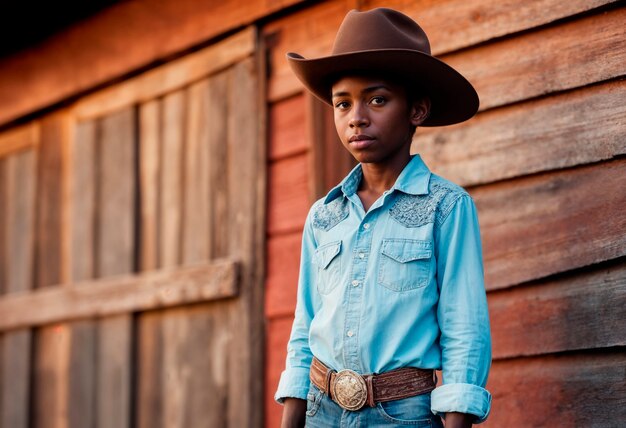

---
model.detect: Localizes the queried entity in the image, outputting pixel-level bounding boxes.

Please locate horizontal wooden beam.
[73,28,255,121]
[0,122,39,158]
[0,259,238,332]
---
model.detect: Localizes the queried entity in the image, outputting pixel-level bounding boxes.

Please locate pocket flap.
[381,239,432,263]
[313,240,342,269]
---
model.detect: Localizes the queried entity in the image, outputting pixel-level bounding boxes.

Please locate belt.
[309,357,435,411]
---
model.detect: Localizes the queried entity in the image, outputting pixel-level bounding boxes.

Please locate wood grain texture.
[73,28,256,122]
[265,316,294,428]
[364,0,616,54]
[206,71,231,259]
[489,260,626,359]
[67,118,99,428]
[269,94,308,161]
[414,80,626,186]
[265,232,301,319]
[475,158,626,290]
[1,150,37,428]
[226,57,264,427]
[267,153,311,235]
[484,352,626,427]
[136,311,164,428]
[443,7,626,111]
[159,91,185,268]
[139,100,161,272]
[0,260,238,331]
[95,106,136,428]
[182,80,210,264]
[0,122,39,158]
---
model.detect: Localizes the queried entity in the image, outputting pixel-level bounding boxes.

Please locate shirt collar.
[323,155,432,204]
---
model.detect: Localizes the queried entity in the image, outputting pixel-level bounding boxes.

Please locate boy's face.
[331,75,428,166]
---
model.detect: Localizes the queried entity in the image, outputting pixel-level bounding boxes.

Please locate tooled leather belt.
[309,357,436,411]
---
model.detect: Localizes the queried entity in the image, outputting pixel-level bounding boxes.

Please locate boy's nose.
[349,104,369,128]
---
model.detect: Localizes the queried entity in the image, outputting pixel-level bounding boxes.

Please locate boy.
[276,8,492,428]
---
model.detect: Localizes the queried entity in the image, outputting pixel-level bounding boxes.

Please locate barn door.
[0,27,265,428]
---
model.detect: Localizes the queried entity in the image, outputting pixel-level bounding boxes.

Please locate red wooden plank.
[265,316,294,428]
[484,352,626,427]
[267,154,311,235]
[489,260,626,359]
[265,232,302,319]
[414,80,626,187]
[475,158,626,290]
[269,94,308,161]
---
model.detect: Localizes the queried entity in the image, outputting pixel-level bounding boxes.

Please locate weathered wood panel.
[485,352,626,427]
[67,119,99,428]
[206,71,231,259]
[73,28,256,122]
[0,150,37,428]
[267,154,310,235]
[265,232,302,319]
[269,94,308,160]
[136,311,164,428]
[476,158,626,290]
[489,260,626,359]
[159,91,185,268]
[444,7,626,111]
[226,57,264,427]
[265,316,294,428]
[414,80,626,186]
[364,0,616,54]
[0,260,238,331]
[182,81,210,264]
[33,113,70,428]
[95,107,136,428]
[139,100,161,272]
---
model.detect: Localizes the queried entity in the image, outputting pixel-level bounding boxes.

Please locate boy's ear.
[410,97,431,126]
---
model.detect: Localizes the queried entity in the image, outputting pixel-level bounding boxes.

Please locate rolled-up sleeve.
[274,209,319,403]
[431,195,492,423]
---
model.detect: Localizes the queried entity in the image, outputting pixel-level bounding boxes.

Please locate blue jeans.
[305,384,444,427]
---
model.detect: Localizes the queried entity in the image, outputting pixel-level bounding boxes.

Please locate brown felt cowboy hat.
[286,8,479,126]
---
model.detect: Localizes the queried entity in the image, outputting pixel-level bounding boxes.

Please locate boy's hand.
[445,412,473,428]
[280,398,306,428]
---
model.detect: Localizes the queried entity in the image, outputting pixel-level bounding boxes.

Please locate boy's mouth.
[349,134,375,149]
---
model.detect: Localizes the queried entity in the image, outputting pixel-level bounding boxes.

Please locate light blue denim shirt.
[275,155,492,422]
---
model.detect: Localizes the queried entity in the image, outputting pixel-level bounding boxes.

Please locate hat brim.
[287,49,479,127]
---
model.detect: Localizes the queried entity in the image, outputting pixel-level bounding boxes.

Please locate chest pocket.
[378,239,432,292]
[312,240,342,295]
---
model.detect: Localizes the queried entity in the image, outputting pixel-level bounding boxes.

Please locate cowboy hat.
[286,8,479,126]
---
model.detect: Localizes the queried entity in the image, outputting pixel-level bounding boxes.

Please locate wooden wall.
[0,28,265,428]
[262,1,625,427]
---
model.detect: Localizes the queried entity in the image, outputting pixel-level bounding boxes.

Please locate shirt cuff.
[274,367,311,404]
[431,383,492,423]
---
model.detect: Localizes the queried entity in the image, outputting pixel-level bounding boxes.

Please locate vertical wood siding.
[262,0,626,426]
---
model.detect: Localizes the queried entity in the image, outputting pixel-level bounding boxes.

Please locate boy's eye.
[334,101,350,109]
[370,96,386,105]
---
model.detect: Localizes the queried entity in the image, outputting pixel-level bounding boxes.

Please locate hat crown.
[332,8,431,55]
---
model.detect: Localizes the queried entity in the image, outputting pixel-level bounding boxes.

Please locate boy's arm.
[275,210,319,404]
[431,194,492,424]
[280,398,306,428]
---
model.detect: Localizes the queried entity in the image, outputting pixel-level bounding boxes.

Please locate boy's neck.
[357,151,412,211]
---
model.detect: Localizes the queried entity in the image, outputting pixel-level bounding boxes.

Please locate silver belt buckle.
[331,369,367,411]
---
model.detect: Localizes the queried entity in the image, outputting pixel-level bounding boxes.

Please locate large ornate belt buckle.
[331,369,367,411]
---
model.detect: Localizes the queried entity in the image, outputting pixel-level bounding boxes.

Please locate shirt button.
[363,223,370,230]
[358,252,365,259]
[351,280,360,287]
[347,330,354,337]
